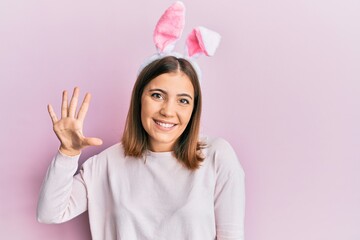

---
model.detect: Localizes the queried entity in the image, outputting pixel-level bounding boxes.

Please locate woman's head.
[141,71,194,152]
[122,56,204,169]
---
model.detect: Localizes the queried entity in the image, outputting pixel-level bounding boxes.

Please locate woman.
[37,56,245,239]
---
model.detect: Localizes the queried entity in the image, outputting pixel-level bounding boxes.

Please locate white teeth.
[156,121,175,128]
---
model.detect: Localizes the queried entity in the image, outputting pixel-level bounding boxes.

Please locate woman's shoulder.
[81,143,125,167]
[202,136,235,153]
[201,136,244,174]
[79,143,127,180]
[97,142,125,158]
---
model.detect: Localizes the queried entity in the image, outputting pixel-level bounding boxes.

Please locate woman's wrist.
[59,146,81,157]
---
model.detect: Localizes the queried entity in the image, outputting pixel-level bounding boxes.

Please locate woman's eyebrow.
[149,89,193,100]
[177,93,193,100]
[149,88,166,94]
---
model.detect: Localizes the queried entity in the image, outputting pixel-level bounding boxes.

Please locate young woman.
[37,56,245,239]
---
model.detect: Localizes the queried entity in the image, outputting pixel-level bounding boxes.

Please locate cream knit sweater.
[37,137,245,240]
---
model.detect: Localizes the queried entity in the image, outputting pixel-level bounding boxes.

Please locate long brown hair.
[121,56,205,170]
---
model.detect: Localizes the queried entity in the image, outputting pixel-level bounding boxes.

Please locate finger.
[47,104,58,124]
[77,92,91,122]
[68,87,79,118]
[61,90,68,118]
[83,137,103,147]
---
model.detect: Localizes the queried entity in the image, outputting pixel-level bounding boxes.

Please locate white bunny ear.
[153,1,186,54]
[185,26,221,58]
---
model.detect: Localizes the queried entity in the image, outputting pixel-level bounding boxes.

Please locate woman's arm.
[37,87,102,223]
[213,139,246,240]
[37,151,88,223]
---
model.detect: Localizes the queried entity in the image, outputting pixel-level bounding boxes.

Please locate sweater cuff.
[58,148,81,158]
[53,150,81,168]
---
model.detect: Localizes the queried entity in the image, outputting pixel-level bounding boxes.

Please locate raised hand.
[48,87,103,156]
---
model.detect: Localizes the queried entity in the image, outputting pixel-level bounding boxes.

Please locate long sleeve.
[213,139,246,240]
[37,151,88,224]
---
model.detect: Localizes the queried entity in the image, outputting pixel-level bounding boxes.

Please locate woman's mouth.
[154,120,177,129]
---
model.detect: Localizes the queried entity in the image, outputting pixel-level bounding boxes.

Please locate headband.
[138,1,221,80]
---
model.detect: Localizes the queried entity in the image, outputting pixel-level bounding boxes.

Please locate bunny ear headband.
[139,1,221,80]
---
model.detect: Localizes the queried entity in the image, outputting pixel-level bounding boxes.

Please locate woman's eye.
[151,93,163,99]
[179,99,190,104]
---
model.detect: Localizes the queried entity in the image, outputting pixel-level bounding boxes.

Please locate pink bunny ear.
[186,26,221,58]
[153,1,186,54]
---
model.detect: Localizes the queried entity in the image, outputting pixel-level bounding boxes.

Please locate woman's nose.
[159,100,175,117]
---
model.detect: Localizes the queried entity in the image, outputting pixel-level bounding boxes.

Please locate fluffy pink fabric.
[186,27,222,58]
[153,1,185,53]
[186,28,206,57]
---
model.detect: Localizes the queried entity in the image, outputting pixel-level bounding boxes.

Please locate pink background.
[1,0,359,239]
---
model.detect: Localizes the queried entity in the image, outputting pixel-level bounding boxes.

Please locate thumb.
[83,137,103,147]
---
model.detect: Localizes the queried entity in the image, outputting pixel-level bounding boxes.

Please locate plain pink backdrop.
[1,0,359,239]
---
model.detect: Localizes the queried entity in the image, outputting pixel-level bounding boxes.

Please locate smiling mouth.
[154,120,177,129]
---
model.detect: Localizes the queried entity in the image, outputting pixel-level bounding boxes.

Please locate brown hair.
[121,56,205,170]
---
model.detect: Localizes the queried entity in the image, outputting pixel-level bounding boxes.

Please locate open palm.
[48,87,103,156]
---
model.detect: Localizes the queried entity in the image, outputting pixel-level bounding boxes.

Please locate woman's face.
[141,71,194,152]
